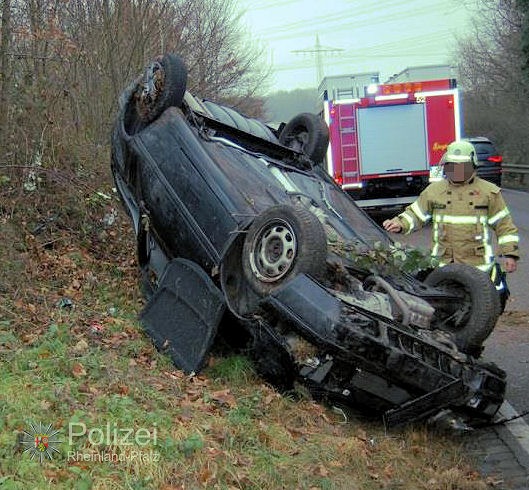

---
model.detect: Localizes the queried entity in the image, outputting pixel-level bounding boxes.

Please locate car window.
[472,142,497,155]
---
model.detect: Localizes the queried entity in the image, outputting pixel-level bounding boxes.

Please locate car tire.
[242,205,327,296]
[279,113,329,164]
[136,53,187,123]
[424,264,500,356]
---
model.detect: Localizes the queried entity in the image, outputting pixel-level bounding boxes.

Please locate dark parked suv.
[463,137,503,187]
[111,53,507,428]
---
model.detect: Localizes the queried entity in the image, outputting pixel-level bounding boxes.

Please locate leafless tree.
[165,0,271,113]
[0,0,12,131]
[456,0,529,166]
[0,0,270,180]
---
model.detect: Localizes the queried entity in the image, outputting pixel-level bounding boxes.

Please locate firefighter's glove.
[383,218,402,234]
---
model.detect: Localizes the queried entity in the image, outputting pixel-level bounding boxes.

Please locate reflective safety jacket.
[396,177,519,272]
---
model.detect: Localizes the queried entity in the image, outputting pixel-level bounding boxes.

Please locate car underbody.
[112,53,506,429]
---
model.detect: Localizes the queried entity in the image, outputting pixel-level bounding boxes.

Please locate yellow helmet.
[441,140,477,166]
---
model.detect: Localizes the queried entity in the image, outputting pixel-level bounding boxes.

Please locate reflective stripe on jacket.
[396,177,519,271]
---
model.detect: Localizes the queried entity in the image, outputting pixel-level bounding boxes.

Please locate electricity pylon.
[292,35,344,86]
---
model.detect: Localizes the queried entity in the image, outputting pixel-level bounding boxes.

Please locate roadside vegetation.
[0,0,521,488]
[457,0,529,188]
[0,179,493,489]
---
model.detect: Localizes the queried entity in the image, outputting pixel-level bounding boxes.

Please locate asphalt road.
[484,189,529,420]
[389,188,529,419]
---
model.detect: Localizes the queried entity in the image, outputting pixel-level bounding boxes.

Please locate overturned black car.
[111,53,506,428]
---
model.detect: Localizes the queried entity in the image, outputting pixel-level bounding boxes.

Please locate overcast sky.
[237,0,477,93]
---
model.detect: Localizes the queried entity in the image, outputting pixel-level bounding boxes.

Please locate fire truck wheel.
[279,113,330,165]
[135,53,187,123]
[242,205,327,295]
[425,264,501,356]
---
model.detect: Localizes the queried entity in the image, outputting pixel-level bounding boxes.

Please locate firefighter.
[383,140,519,311]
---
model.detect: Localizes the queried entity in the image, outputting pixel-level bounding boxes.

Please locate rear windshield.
[472,142,498,155]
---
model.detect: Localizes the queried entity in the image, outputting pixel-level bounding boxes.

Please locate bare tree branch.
[456,0,529,166]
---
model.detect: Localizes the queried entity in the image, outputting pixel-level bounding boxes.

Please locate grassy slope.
[0,176,491,489]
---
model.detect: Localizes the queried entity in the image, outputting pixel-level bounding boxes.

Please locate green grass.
[0,203,492,490]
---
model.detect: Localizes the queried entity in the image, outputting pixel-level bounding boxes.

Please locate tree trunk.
[0,0,12,133]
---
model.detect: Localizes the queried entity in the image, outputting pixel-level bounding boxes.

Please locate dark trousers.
[490,263,510,313]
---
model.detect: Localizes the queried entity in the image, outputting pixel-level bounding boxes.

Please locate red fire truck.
[321,78,461,210]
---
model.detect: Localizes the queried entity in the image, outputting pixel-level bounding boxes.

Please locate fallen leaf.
[206,447,224,457]
[72,362,87,378]
[313,464,329,477]
[73,339,89,353]
[263,392,280,405]
[114,384,129,396]
[211,389,237,408]
[162,370,185,380]
[356,429,368,442]
[21,333,39,345]
[152,382,166,392]
[176,406,194,423]
[78,383,92,394]
[199,466,216,485]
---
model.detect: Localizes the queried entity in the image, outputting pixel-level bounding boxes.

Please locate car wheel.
[424,264,500,356]
[242,205,327,295]
[135,53,187,123]
[279,113,329,164]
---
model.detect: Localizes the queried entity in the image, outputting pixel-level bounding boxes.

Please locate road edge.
[494,401,529,471]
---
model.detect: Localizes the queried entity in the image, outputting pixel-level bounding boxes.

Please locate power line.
[248,0,412,36]
[273,51,452,73]
[248,1,463,43]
